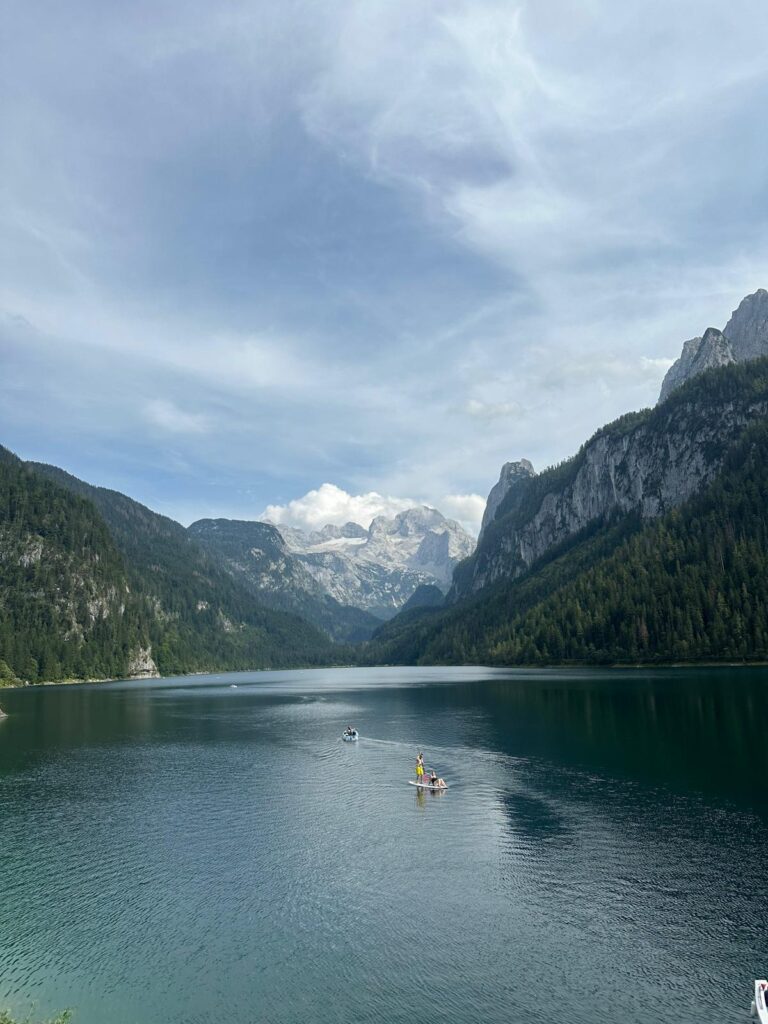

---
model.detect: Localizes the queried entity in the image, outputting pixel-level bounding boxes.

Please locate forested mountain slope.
[453,358,768,601]
[367,360,768,666]
[0,446,149,683]
[3,460,339,682]
[188,518,380,643]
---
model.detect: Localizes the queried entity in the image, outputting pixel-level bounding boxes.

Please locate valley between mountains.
[3,288,768,684]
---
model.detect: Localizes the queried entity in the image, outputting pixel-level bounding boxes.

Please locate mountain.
[278,506,475,619]
[0,445,149,684]
[188,518,380,642]
[659,288,768,401]
[26,462,339,678]
[658,328,735,403]
[401,583,445,611]
[479,460,535,538]
[366,357,768,666]
[453,354,768,601]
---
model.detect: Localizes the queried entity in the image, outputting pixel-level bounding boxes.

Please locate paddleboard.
[408,780,448,790]
[755,980,768,1023]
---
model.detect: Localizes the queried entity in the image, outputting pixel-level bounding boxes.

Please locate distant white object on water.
[753,980,768,1022]
[230,684,238,688]
[342,730,358,742]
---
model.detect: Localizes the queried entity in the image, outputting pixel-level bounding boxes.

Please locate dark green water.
[1,666,766,1023]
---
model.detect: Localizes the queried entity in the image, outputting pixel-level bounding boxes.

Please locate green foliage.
[0,446,146,683]
[0,450,341,684]
[0,658,20,686]
[461,357,768,599]
[0,1011,72,1024]
[189,518,381,643]
[367,376,768,667]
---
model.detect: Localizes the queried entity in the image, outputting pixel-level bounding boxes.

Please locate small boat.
[753,980,768,1022]
[342,730,359,742]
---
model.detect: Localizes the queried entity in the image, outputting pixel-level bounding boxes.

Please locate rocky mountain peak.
[276,504,474,617]
[370,505,446,538]
[315,521,367,542]
[658,288,768,403]
[658,328,735,403]
[722,288,768,361]
[479,459,536,538]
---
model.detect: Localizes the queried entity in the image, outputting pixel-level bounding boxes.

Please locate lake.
[1,665,766,1023]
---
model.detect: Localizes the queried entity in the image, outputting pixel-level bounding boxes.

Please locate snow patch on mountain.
[278,505,475,618]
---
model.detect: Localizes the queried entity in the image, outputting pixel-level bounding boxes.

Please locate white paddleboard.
[755,980,768,1023]
[408,780,448,790]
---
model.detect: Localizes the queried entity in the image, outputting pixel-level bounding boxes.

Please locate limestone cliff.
[453,364,768,599]
[659,289,768,401]
[479,460,535,539]
[722,287,768,361]
[658,329,735,403]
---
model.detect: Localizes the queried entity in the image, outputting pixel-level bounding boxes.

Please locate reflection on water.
[0,665,766,1024]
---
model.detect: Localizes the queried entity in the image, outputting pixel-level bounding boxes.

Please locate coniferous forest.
[367,418,768,666]
[0,447,338,684]
[4,359,768,683]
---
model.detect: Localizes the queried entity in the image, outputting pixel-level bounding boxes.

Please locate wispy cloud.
[2,0,768,526]
[144,399,211,435]
[464,399,523,420]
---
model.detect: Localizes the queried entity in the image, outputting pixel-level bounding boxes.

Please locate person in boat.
[344,726,356,737]
[416,752,424,782]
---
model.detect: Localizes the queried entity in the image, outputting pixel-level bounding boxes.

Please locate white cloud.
[262,483,415,531]
[465,398,523,420]
[262,482,487,536]
[144,399,210,435]
[439,493,486,535]
[5,0,768,530]
[640,356,675,376]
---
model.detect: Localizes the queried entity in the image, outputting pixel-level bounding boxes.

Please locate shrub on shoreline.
[0,1012,71,1024]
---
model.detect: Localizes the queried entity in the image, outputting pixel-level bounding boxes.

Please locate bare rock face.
[279,506,475,618]
[453,384,768,599]
[659,329,735,403]
[722,288,768,361]
[479,459,535,539]
[127,646,159,678]
[658,289,768,403]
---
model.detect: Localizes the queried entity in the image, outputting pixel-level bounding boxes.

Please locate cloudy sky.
[3,0,768,534]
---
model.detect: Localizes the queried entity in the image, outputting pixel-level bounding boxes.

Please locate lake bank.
[3,655,768,691]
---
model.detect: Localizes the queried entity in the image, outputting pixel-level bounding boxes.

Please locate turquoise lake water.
[1,665,766,1023]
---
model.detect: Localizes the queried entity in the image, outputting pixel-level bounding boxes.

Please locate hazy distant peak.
[314,521,368,542]
[369,505,447,538]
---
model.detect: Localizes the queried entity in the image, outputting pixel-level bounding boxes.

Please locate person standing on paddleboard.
[416,752,424,783]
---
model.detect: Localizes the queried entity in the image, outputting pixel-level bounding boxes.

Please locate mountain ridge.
[276,505,475,619]
[188,517,380,642]
[367,357,768,666]
[659,288,768,401]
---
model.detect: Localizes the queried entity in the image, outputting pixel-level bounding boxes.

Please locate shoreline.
[2,658,768,692]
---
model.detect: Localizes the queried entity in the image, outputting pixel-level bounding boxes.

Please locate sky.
[3,0,768,534]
